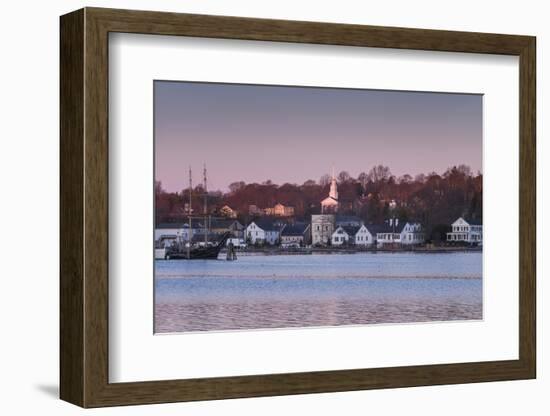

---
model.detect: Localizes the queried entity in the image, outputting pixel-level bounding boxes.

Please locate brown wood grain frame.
[60,7,536,408]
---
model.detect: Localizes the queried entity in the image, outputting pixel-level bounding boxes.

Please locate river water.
[155,252,482,333]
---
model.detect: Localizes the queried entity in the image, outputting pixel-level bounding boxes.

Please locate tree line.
[156,164,482,241]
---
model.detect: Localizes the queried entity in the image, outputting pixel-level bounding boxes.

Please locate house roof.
[365,220,406,234]
[335,215,362,225]
[281,223,308,237]
[250,218,283,232]
[363,224,386,234]
[338,225,361,236]
[453,217,482,226]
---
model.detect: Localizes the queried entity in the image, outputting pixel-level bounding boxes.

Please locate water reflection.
[155,253,482,333]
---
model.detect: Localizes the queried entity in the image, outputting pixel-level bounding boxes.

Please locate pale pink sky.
[155,81,482,192]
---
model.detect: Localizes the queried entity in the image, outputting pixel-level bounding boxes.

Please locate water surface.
[155,252,482,333]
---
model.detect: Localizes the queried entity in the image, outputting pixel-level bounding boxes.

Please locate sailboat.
[165,232,230,260]
[163,164,230,260]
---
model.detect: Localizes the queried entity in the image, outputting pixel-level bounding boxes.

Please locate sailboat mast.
[203,163,208,245]
[188,166,192,259]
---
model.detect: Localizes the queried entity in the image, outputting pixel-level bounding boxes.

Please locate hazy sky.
[155,81,482,193]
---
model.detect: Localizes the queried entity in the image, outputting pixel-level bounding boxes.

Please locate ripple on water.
[154,252,482,333]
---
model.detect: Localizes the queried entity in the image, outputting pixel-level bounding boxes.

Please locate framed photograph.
[60,7,536,407]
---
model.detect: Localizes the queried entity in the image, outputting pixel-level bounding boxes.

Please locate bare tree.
[228,181,246,194]
[457,164,472,177]
[337,170,351,183]
[367,165,392,183]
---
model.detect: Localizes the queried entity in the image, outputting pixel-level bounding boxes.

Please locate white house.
[331,224,374,246]
[331,226,355,246]
[246,219,284,245]
[446,217,483,245]
[311,214,335,246]
[372,219,404,247]
[355,224,374,246]
[245,221,265,245]
[372,219,424,247]
[280,223,310,248]
[400,222,425,245]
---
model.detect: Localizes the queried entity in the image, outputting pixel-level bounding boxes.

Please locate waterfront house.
[219,205,238,218]
[246,218,284,245]
[373,219,405,247]
[311,214,335,246]
[355,224,374,246]
[400,222,425,245]
[331,225,358,246]
[331,224,374,246]
[280,223,310,247]
[446,217,483,245]
[372,219,424,247]
[245,221,264,244]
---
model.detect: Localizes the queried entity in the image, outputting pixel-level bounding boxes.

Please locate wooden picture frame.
[60,7,536,408]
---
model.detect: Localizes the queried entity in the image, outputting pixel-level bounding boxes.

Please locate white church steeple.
[321,167,340,213]
[329,167,338,200]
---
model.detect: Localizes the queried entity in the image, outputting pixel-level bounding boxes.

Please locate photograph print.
[154,81,483,334]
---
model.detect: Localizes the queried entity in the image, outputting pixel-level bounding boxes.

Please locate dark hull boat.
[165,233,230,260]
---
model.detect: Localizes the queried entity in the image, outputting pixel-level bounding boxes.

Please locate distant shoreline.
[219,246,482,256]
